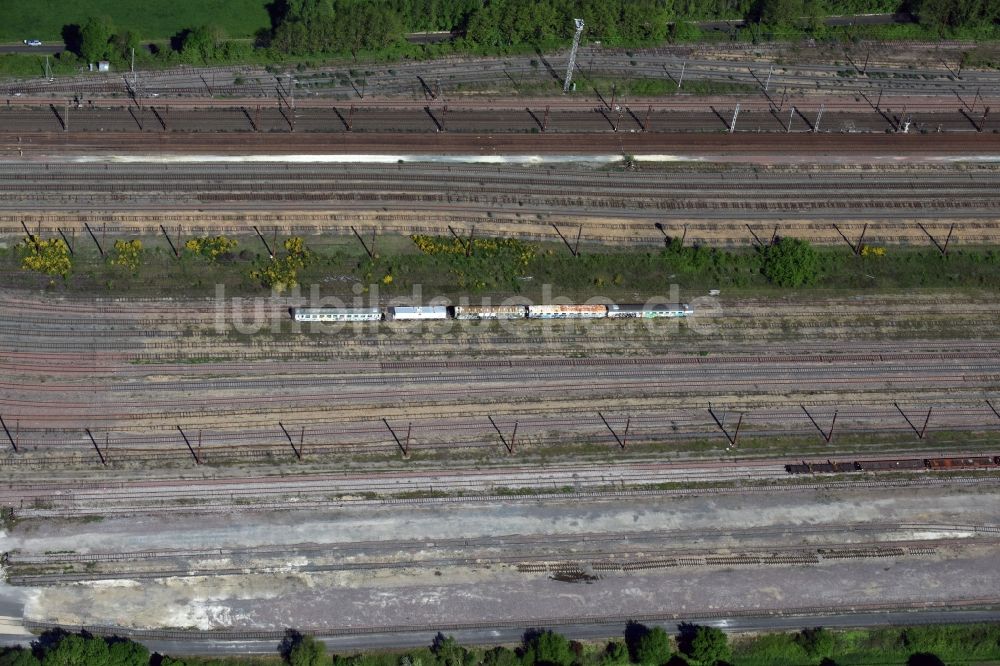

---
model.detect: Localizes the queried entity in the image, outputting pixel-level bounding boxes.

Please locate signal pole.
[563,18,585,93]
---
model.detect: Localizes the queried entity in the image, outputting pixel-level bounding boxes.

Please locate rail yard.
[1,37,999,653]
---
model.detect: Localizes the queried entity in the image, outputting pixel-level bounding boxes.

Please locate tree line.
[265,0,1000,56]
[2,621,983,666]
[0,624,735,666]
[50,0,1000,71]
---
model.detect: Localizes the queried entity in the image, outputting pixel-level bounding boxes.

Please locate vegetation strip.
[5,232,1000,298]
[9,617,1000,665]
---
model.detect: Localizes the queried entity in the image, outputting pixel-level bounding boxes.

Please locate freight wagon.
[787,456,1000,475]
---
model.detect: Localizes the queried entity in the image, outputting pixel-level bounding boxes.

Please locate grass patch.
[450,73,761,98]
[580,76,761,98]
[0,52,81,77]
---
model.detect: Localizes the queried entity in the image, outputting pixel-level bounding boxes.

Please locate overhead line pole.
[0,415,17,452]
[563,19,585,93]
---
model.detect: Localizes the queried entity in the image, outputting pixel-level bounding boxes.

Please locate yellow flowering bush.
[410,235,535,267]
[250,236,310,293]
[110,239,143,271]
[18,237,72,278]
[860,245,886,257]
[184,235,238,260]
[409,235,536,290]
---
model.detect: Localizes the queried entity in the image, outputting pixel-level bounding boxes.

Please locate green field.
[0,0,271,43]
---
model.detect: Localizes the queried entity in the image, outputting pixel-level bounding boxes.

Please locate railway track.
[3,130,999,157]
[4,43,1000,101]
[20,596,1000,642]
[6,536,980,586]
[1,321,997,355]
[8,474,1000,518]
[4,163,1000,233]
[4,339,995,375]
[0,105,987,134]
[2,402,998,466]
[11,521,993,566]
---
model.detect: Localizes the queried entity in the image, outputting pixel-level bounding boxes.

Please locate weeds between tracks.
[3,231,1000,299]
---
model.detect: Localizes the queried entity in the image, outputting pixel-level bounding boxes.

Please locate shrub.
[600,641,629,665]
[17,237,71,278]
[109,239,142,272]
[184,235,238,260]
[679,624,730,665]
[430,634,471,666]
[481,647,520,666]
[0,647,41,666]
[249,236,310,292]
[796,627,835,660]
[522,629,573,666]
[760,236,819,287]
[410,234,535,290]
[635,627,673,665]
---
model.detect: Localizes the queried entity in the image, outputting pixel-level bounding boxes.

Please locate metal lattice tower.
[563,18,585,93]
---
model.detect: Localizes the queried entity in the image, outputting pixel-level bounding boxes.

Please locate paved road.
[0,44,61,55]
[699,11,915,30]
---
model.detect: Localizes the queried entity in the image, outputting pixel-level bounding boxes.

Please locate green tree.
[0,647,41,666]
[679,624,730,666]
[430,634,471,666]
[749,0,804,25]
[600,641,629,666]
[182,25,226,63]
[481,646,519,666]
[795,628,835,661]
[670,21,703,42]
[40,633,109,666]
[580,0,621,43]
[910,0,997,30]
[111,30,140,65]
[337,2,404,54]
[760,236,819,287]
[619,0,670,42]
[80,16,115,62]
[636,627,673,665]
[522,629,573,666]
[105,638,149,666]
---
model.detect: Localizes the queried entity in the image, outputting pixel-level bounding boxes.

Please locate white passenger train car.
[292,307,383,322]
[388,306,449,320]
[290,303,694,323]
[607,304,693,319]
